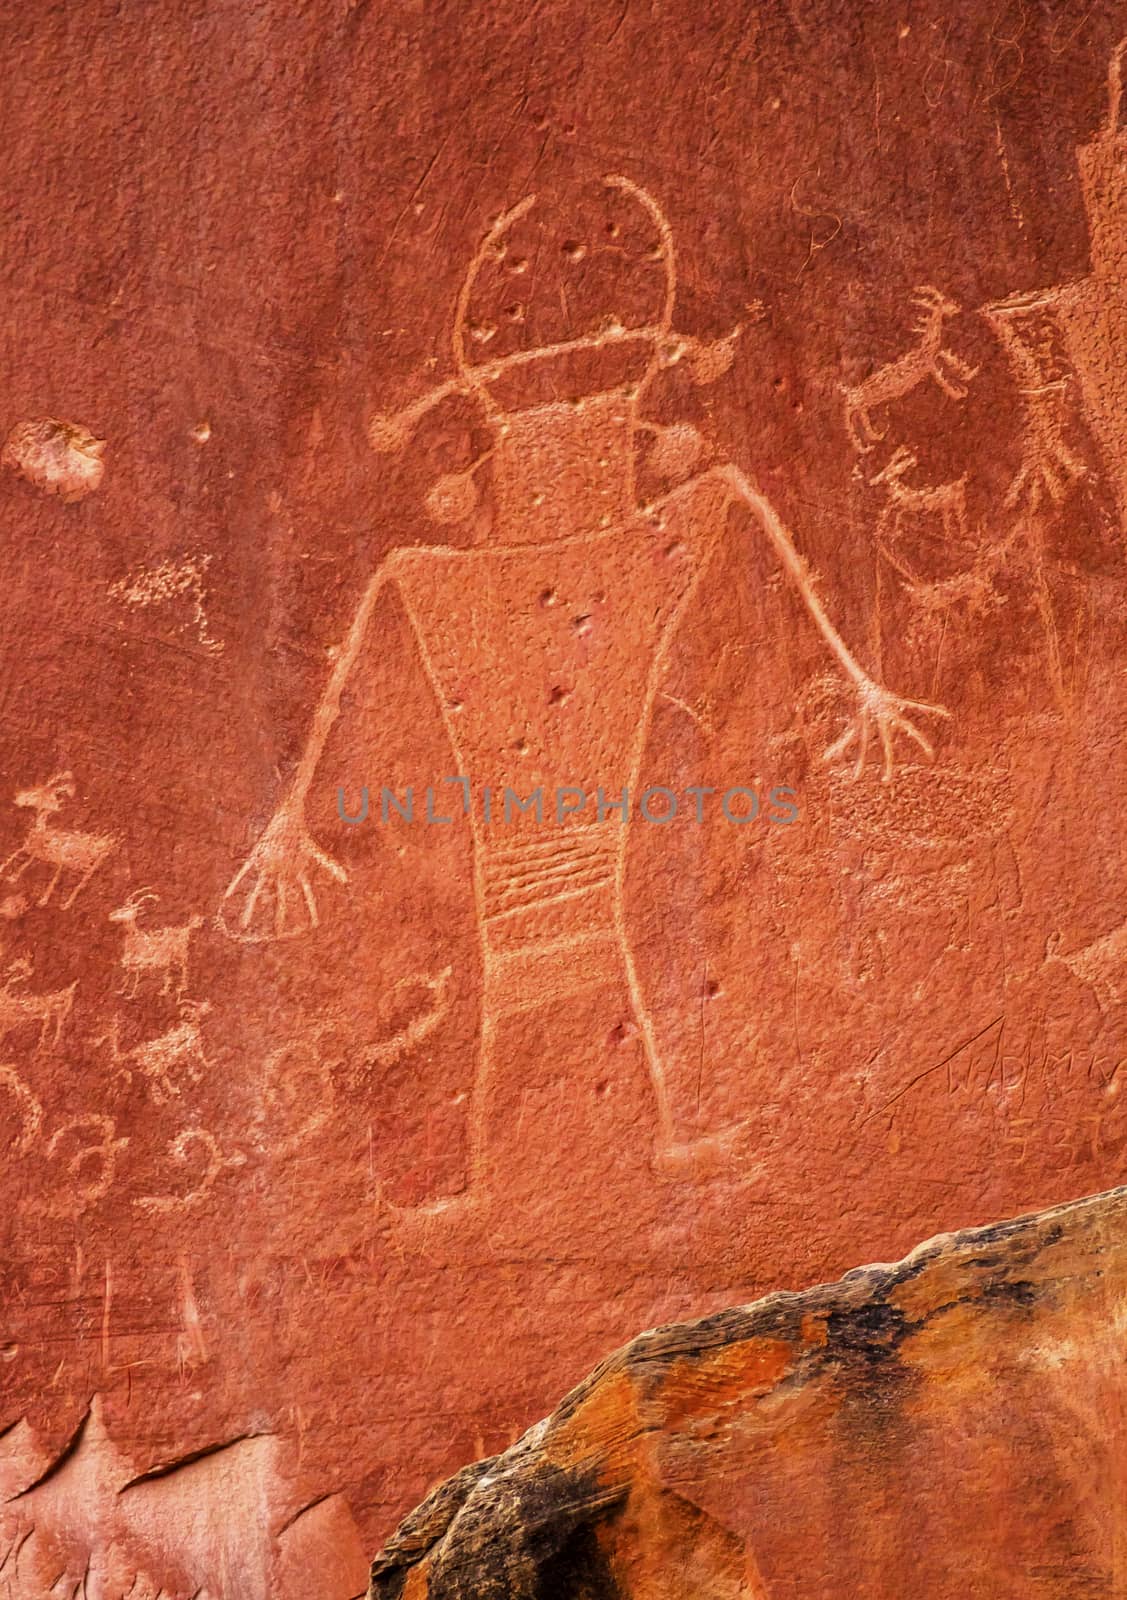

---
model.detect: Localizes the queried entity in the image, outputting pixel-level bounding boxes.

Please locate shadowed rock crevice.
[370,1185,1127,1600]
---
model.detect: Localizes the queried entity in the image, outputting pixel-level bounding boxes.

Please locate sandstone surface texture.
[371,1186,1127,1600]
[2,0,1127,1593]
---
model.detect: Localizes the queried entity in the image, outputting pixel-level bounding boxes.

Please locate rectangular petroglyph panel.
[1,4,1126,1595]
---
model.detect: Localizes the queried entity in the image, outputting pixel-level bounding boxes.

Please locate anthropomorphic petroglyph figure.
[963,37,1127,706]
[221,175,949,1208]
[976,291,1092,701]
[984,37,1127,525]
[980,295,1090,516]
[0,772,118,909]
[109,890,203,999]
[842,286,978,453]
[0,958,76,1054]
[1053,33,1127,522]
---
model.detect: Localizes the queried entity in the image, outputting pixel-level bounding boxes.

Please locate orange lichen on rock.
[369,1186,1127,1600]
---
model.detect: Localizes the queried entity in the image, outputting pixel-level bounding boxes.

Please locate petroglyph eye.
[1,418,106,502]
[425,471,478,525]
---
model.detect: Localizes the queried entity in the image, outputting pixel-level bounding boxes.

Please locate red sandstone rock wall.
[1,2,1126,1594]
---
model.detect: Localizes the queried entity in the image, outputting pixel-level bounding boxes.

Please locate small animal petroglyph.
[0,958,76,1054]
[864,437,1014,647]
[109,890,203,999]
[134,1127,245,1214]
[842,286,978,453]
[108,552,223,655]
[1,772,118,909]
[1,418,106,502]
[102,1001,212,1104]
[893,537,1015,650]
[870,445,971,553]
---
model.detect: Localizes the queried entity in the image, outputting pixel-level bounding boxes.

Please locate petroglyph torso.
[390,469,731,973]
[392,471,730,805]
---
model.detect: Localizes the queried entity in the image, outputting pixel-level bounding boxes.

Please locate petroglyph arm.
[220,557,401,942]
[716,463,950,782]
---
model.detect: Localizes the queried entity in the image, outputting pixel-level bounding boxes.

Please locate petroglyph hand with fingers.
[821,677,950,783]
[714,464,950,782]
[221,803,347,942]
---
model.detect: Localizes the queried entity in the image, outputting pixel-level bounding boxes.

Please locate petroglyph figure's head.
[368,175,742,460]
[366,176,745,542]
[1,419,106,502]
[452,175,677,409]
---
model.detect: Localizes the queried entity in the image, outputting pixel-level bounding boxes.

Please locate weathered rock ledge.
[370,1186,1127,1599]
